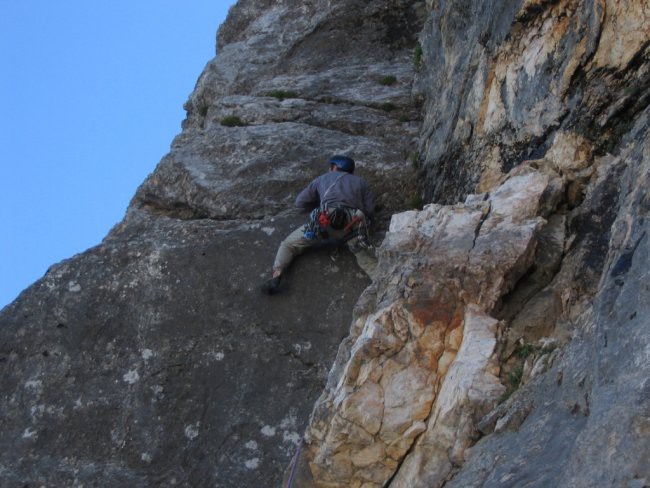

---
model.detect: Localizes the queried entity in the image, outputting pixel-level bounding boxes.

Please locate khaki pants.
[273,225,377,279]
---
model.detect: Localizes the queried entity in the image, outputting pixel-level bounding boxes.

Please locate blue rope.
[286,438,304,488]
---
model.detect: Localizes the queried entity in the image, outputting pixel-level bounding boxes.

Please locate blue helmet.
[329,155,355,173]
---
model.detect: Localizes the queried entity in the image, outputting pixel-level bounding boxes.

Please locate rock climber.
[261,155,377,294]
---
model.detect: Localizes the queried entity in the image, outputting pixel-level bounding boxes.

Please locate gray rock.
[446,105,650,488]
[0,0,426,486]
[2,0,650,486]
[0,213,370,486]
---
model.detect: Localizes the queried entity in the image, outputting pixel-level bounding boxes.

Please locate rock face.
[2,0,649,487]
[294,0,650,486]
[0,1,425,486]
[1,215,370,486]
[143,0,426,225]
[299,167,557,487]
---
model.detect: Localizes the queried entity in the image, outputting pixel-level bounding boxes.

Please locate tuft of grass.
[220,115,247,127]
[409,152,419,169]
[499,366,524,402]
[410,195,424,210]
[413,93,425,108]
[378,75,397,86]
[508,367,524,387]
[413,43,424,71]
[622,85,643,97]
[515,342,534,359]
[266,89,298,101]
[380,102,397,112]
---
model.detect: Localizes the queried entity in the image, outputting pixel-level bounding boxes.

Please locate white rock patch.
[123,370,140,384]
[22,428,37,439]
[25,380,43,391]
[30,404,45,417]
[280,415,297,429]
[261,425,276,437]
[208,351,225,361]
[68,281,82,292]
[184,423,200,440]
[293,342,312,354]
[244,458,260,470]
[283,431,300,445]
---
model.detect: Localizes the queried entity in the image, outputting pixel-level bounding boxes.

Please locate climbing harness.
[299,171,372,250]
[318,205,347,230]
[303,204,361,241]
[302,172,347,240]
[346,213,372,252]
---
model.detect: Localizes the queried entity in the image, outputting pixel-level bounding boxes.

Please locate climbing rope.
[285,438,304,488]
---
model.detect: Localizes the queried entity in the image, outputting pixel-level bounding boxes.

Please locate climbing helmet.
[329,155,355,173]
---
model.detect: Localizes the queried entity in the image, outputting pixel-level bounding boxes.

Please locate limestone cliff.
[295,0,650,486]
[1,1,648,487]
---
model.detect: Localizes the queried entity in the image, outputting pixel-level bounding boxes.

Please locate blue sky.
[0,1,236,308]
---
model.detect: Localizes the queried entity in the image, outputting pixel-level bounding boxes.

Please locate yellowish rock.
[477,146,506,193]
[593,0,650,69]
[446,324,463,351]
[546,131,593,176]
[350,443,387,468]
[304,168,555,487]
[437,350,456,377]
[340,381,384,435]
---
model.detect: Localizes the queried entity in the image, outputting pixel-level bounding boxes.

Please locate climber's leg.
[273,227,315,274]
[262,227,315,294]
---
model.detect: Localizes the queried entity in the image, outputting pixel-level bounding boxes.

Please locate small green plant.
[399,114,410,123]
[378,75,397,86]
[499,366,524,403]
[413,43,424,71]
[410,195,424,209]
[515,342,534,359]
[508,367,523,387]
[380,102,397,112]
[413,93,425,108]
[622,84,643,97]
[409,152,419,169]
[266,89,298,101]
[198,105,209,117]
[220,114,247,127]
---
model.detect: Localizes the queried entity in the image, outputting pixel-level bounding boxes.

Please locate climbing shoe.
[261,275,282,295]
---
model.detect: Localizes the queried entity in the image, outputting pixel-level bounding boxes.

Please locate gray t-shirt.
[295,171,374,218]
